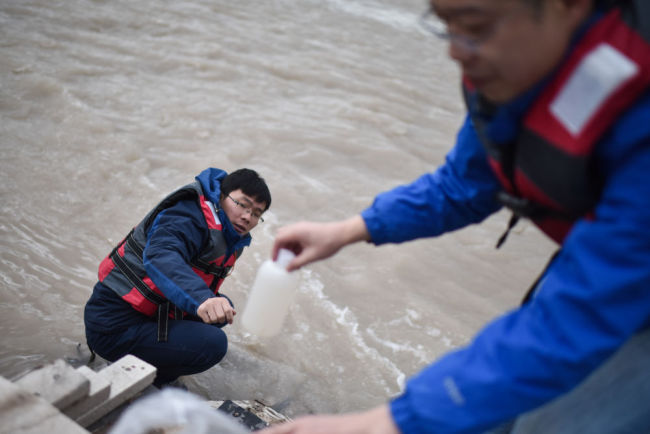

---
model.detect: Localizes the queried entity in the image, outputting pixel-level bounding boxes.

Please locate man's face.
[430,0,590,103]
[220,188,267,236]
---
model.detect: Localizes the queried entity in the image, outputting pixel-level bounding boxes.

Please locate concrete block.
[76,355,156,428]
[63,365,111,420]
[14,359,90,410]
[0,376,88,434]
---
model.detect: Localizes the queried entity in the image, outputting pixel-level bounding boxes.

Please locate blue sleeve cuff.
[361,207,389,245]
[359,116,501,246]
[390,394,418,434]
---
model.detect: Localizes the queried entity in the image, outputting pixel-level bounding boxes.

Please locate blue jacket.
[361,31,650,434]
[85,169,250,332]
[141,168,250,315]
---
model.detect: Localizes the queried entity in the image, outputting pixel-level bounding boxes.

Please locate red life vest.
[466,1,650,244]
[97,181,242,318]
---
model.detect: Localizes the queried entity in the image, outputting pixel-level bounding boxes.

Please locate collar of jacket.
[195,167,252,252]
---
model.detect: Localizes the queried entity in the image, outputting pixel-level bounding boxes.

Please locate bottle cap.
[275,249,295,270]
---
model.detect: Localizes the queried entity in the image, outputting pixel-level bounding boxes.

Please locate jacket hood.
[195,168,252,250]
[196,167,227,204]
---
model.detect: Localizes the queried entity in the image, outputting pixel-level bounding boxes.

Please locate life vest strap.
[496,191,549,219]
[125,230,144,258]
[156,302,184,343]
[495,191,577,248]
[521,249,561,305]
[110,249,167,306]
[122,230,228,300]
[496,213,520,249]
[194,258,232,280]
[157,302,169,342]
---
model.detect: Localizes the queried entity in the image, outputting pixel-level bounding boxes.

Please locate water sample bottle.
[241,249,299,337]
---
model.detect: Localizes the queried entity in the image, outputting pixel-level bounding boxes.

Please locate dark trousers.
[86,316,228,387]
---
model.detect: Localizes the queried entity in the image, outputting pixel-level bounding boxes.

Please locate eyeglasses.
[419,8,500,55]
[228,195,265,222]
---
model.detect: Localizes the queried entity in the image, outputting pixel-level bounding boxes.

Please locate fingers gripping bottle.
[241,249,299,337]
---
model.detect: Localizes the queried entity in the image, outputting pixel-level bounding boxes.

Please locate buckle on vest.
[495,191,537,249]
[208,264,232,280]
[496,191,543,218]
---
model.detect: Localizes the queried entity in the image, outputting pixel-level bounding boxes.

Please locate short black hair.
[522,0,608,7]
[221,168,271,211]
[520,0,608,19]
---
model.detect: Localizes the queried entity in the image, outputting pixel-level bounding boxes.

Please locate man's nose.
[448,39,476,64]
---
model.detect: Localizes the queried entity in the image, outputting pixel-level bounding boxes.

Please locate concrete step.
[63,366,111,421]
[2,355,292,433]
[1,354,157,433]
[14,359,90,410]
[0,376,88,434]
[75,354,156,428]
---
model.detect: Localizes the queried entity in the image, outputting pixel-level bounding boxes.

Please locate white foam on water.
[322,0,421,33]
[0,0,556,417]
[298,269,407,393]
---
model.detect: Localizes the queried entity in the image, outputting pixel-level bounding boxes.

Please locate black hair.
[523,0,610,7]
[221,168,272,211]
[521,0,611,19]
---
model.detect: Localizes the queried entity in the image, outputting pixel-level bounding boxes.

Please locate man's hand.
[197,297,236,324]
[272,215,370,272]
[259,405,399,434]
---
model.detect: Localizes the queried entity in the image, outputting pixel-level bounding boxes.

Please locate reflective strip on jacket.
[465,2,650,244]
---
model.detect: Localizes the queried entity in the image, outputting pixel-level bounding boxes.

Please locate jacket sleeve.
[142,199,216,315]
[361,115,502,245]
[389,105,650,433]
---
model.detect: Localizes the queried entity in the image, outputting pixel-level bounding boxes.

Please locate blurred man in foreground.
[264,0,650,432]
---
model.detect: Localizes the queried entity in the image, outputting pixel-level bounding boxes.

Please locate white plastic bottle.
[241,249,299,337]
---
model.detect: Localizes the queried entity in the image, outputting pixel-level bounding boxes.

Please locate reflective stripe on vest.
[467,3,650,244]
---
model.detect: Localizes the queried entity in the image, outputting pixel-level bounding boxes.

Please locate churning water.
[0,0,556,416]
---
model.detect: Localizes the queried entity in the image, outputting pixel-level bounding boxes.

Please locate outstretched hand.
[259,405,399,434]
[272,216,371,272]
[197,296,236,324]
